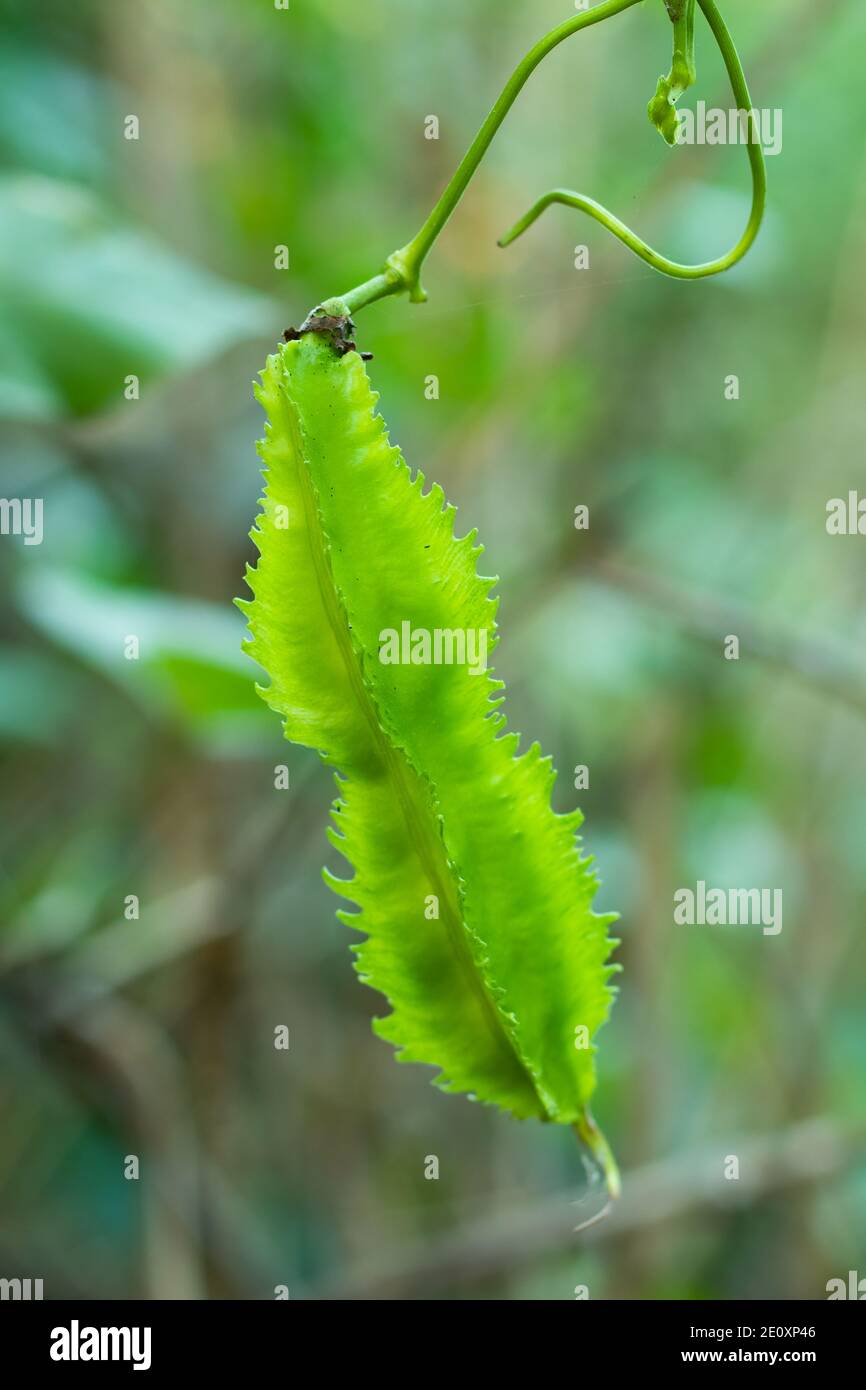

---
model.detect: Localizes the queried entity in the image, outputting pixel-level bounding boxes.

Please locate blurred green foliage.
[0,0,864,1299]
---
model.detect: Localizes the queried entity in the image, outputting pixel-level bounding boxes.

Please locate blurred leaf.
[518,579,689,751]
[0,43,112,185]
[0,645,82,745]
[17,567,270,744]
[0,174,273,420]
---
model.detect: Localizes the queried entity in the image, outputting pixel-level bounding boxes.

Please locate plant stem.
[498,0,766,278]
[337,0,643,315]
[575,1108,622,1200]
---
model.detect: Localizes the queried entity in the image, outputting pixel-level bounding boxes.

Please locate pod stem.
[574,1108,621,1202]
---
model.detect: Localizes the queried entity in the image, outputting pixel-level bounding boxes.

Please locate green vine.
[323,0,765,317]
[648,0,698,145]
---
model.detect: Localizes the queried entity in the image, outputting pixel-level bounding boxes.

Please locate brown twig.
[597,559,866,719]
[307,1116,865,1300]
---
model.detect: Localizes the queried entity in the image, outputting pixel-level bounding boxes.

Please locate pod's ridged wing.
[239,334,617,1124]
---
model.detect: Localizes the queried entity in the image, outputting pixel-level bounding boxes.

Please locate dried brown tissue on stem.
[282,310,373,360]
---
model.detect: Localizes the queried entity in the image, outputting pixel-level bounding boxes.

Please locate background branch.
[311,1117,866,1300]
